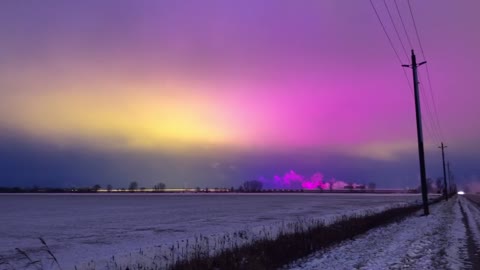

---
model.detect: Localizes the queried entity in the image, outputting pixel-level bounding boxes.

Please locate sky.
[0,0,479,189]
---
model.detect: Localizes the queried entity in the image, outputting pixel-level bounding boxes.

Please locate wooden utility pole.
[439,142,448,201]
[403,49,429,215]
[447,161,452,194]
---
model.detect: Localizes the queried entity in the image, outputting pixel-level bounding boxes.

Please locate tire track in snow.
[459,196,480,268]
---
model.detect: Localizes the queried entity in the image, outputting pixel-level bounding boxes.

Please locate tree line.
[0,181,168,193]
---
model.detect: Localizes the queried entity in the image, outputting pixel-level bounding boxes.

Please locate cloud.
[346,141,418,161]
[210,162,221,169]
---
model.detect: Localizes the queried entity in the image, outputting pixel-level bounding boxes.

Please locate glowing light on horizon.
[259,170,357,190]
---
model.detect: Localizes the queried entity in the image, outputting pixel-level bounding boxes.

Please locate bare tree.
[242,180,263,192]
[427,178,435,193]
[436,178,443,194]
[129,181,138,192]
[107,184,113,192]
[93,184,101,192]
[153,182,166,192]
[367,182,376,191]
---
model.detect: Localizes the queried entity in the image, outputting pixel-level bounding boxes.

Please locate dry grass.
[169,202,439,270]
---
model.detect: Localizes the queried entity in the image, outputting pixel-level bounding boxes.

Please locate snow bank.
[286,198,470,270]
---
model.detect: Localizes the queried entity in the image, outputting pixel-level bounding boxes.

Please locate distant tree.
[426,178,435,193]
[129,181,138,192]
[195,186,201,192]
[107,184,113,192]
[140,187,146,192]
[237,185,245,192]
[93,184,101,192]
[436,178,443,194]
[242,180,263,192]
[367,182,376,191]
[153,182,166,192]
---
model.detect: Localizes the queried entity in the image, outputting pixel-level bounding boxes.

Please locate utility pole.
[447,162,452,194]
[403,49,429,215]
[439,142,448,201]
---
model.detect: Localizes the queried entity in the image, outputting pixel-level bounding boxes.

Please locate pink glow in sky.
[260,170,351,190]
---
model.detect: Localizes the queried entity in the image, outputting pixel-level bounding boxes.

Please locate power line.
[409,1,445,142]
[394,0,414,49]
[407,0,425,58]
[419,70,443,143]
[417,71,437,141]
[371,0,444,143]
[407,0,445,142]
[417,73,439,143]
[424,66,444,141]
[370,2,432,214]
[370,0,414,98]
[418,71,442,143]
[370,0,439,144]
[369,0,404,65]
[383,0,409,59]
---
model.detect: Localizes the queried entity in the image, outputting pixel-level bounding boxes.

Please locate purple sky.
[0,0,479,189]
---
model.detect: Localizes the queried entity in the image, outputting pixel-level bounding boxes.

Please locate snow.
[286,197,474,270]
[0,193,421,269]
[460,195,480,249]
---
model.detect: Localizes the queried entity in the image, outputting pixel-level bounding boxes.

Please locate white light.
[457,191,465,195]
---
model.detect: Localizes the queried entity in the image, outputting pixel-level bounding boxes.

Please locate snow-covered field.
[287,195,479,270]
[0,193,421,269]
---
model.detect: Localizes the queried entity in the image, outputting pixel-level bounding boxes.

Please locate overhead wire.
[394,0,414,49]
[369,0,404,65]
[369,0,413,96]
[407,0,445,142]
[383,0,409,60]
[418,71,442,143]
[370,0,440,144]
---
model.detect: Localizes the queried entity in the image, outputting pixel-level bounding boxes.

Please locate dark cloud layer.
[1,129,474,189]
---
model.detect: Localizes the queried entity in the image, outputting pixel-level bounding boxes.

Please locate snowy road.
[288,196,479,270]
[461,195,480,267]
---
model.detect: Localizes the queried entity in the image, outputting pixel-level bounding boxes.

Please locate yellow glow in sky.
[0,84,236,150]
